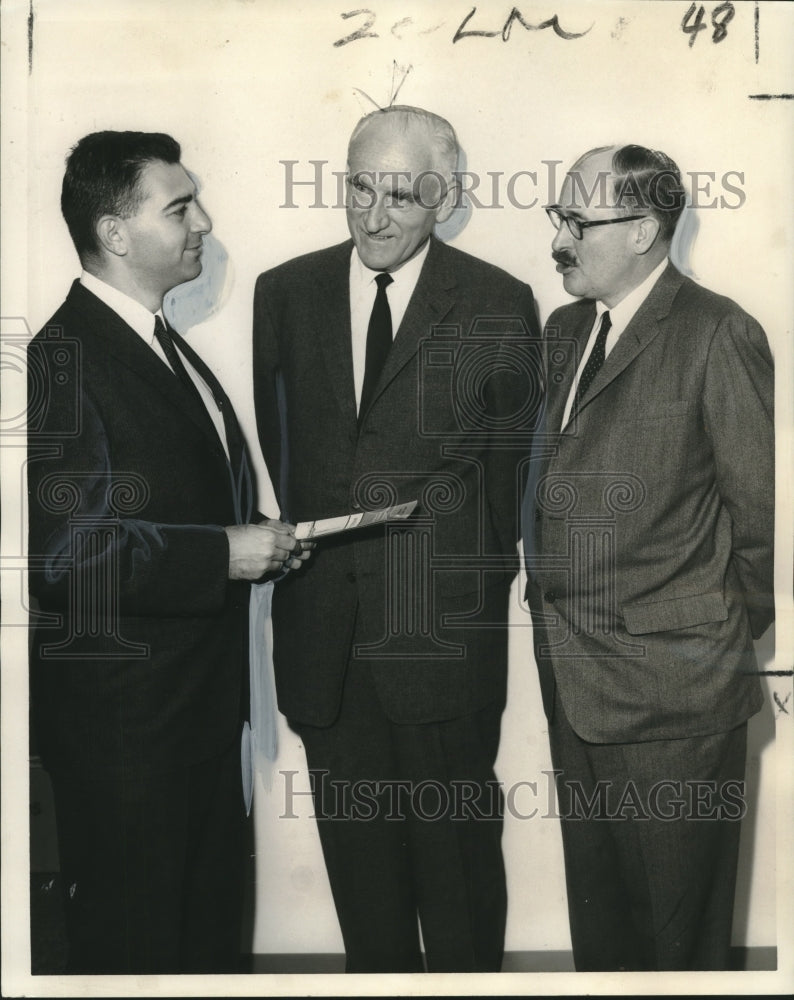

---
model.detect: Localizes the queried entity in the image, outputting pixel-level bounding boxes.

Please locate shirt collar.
[596,257,669,332]
[350,237,431,291]
[80,270,164,342]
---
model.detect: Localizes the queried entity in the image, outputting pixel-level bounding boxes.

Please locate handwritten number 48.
[682,2,735,47]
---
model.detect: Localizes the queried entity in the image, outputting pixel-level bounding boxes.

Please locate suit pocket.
[622,591,728,634]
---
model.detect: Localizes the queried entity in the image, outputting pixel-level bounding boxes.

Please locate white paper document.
[295,500,418,540]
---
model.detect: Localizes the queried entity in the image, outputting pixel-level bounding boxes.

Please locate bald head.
[348,106,459,183]
[572,144,686,243]
[345,106,459,273]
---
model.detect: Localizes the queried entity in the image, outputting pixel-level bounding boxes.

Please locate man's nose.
[364,197,389,233]
[551,224,570,252]
[191,200,212,235]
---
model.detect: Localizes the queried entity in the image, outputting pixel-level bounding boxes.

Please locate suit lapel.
[359,237,456,423]
[313,242,358,428]
[566,263,685,421]
[175,330,254,523]
[547,306,594,435]
[67,281,226,459]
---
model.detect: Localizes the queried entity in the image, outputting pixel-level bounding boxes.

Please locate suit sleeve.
[483,281,542,560]
[252,272,285,512]
[27,352,231,619]
[702,309,775,638]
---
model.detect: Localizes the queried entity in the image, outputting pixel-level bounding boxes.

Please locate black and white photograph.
[1,1,792,996]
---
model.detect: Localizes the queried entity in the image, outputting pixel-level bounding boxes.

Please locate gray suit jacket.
[253,237,540,726]
[524,262,773,743]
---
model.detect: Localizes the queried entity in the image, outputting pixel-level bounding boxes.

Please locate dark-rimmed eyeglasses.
[545,205,647,241]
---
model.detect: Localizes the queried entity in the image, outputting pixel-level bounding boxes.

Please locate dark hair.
[60,131,181,262]
[610,145,686,242]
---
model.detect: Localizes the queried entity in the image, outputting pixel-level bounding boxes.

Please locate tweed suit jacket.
[28,281,253,777]
[524,262,774,743]
[253,237,540,726]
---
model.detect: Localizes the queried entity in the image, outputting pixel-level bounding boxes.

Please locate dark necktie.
[571,310,611,418]
[153,315,208,413]
[359,272,393,424]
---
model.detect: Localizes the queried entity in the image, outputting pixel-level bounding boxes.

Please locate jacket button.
[544,591,556,603]
[346,572,356,584]
[351,501,361,510]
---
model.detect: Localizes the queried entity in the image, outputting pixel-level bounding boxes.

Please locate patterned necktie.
[571,310,611,418]
[359,272,393,424]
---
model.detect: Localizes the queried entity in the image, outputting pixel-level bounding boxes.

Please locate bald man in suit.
[523,144,774,971]
[253,106,541,972]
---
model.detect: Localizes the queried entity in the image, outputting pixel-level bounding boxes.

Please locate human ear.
[434,176,460,225]
[96,215,128,257]
[633,215,661,255]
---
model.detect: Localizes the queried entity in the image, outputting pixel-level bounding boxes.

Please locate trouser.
[549,688,748,971]
[294,655,507,973]
[48,734,246,974]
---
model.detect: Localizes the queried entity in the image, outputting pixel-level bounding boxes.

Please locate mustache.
[552,249,578,268]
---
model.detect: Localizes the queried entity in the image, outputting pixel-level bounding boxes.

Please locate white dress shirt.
[349,239,430,412]
[561,257,669,429]
[80,270,229,458]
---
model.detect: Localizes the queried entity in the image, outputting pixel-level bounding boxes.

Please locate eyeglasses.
[545,205,647,241]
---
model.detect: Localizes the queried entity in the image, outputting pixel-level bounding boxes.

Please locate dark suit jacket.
[28,281,253,778]
[524,262,774,743]
[253,237,540,726]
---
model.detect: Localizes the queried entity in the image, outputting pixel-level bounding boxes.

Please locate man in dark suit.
[253,106,540,971]
[27,131,308,974]
[523,144,774,970]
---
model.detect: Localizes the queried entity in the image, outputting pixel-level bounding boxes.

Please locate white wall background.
[2,0,793,993]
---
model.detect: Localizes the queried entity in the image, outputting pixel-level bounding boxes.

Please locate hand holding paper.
[225,520,312,579]
[294,500,418,541]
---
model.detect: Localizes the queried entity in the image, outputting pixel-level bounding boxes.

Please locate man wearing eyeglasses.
[522,145,774,971]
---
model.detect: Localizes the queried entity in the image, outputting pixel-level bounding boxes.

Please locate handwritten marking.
[334,8,378,47]
[454,6,592,43]
[28,0,35,74]
[334,7,591,47]
[390,61,412,105]
[391,16,413,38]
[754,0,759,63]
[611,16,629,41]
[353,87,381,110]
[351,62,412,111]
[773,691,791,716]
[748,94,794,100]
[453,7,499,39]
[681,2,735,47]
